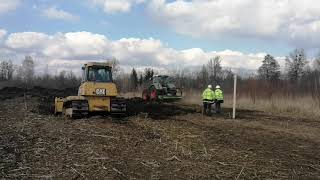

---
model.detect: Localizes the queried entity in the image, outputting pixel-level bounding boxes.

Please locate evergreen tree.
[258,54,280,81]
[144,68,154,81]
[130,68,138,90]
[138,74,143,85]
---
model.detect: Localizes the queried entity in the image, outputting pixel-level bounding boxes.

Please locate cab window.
[87,66,112,82]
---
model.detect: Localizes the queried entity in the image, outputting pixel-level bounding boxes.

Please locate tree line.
[1,48,320,101]
[123,48,320,102]
[0,56,80,89]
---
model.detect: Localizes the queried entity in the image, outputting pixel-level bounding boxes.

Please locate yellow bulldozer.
[54,62,126,118]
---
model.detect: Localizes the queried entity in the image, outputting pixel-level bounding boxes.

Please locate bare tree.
[207,56,222,84]
[173,68,189,89]
[15,65,23,81]
[0,60,14,81]
[21,56,35,86]
[43,64,50,81]
[314,51,320,71]
[285,48,308,82]
[107,57,120,78]
[198,65,208,88]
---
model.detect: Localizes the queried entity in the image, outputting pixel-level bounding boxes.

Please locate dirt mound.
[0,86,78,115]
[32,87,78,115]
[0,86,77,100]
[126,98,198,119]
[0,87,26,100]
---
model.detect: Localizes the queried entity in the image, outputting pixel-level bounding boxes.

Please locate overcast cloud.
[148,0,320,48]
[0,30,280,75]
[0,0,316,75]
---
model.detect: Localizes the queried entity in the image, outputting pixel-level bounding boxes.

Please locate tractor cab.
[152,75,178,94]
[142,75,182,102]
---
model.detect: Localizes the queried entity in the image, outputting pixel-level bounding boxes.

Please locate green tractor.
[142,75,182,102]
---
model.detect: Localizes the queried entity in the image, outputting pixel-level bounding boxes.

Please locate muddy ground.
[0,87,319,179]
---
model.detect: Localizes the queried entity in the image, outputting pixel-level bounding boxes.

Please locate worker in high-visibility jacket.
[202,85,215,116]
[214,85,224,114]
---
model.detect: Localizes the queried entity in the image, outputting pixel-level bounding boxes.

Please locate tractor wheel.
[150,89,158,101]
[142,89,149,101]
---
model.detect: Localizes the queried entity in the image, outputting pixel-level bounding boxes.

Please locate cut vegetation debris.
[0,87,319,179]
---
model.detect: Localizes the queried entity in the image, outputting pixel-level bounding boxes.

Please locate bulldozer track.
[63,100,89,119]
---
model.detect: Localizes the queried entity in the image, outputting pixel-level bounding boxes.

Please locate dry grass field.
[180,91,320,119]
[0,87,319,179]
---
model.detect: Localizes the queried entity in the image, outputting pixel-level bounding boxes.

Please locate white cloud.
[42,7,79,22]
[148,0,320,48]
[93,0,145,13]
[0,29,7,40]
[0,0,20,14]
[6,32,50,49]
[1,30,272,75]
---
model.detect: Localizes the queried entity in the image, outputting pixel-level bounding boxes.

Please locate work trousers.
[215,100,224,114]
[203,100,214,116]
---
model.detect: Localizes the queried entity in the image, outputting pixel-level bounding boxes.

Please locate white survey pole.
[232,74,237,119]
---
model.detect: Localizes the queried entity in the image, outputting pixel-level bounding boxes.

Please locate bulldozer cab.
[78,62,118,97]
[82,62,113,83]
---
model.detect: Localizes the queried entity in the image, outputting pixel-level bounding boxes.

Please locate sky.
[0,0,320,75]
